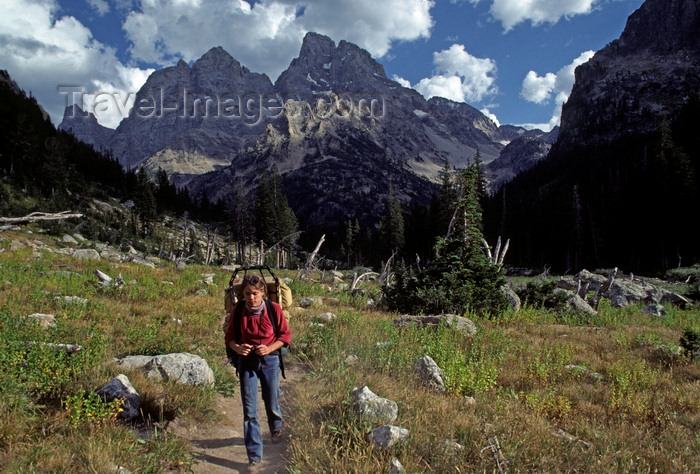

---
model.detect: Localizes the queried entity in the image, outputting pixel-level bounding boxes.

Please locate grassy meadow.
[1,229,700,473]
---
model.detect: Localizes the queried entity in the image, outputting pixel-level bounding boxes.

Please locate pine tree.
[383,161,507,315]
[254,164,298,264]
[379,185,405,257]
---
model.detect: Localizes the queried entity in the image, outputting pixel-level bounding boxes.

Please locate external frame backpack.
[225,299,287,379]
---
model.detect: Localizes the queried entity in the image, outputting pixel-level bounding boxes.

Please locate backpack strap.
[265,299,286,379]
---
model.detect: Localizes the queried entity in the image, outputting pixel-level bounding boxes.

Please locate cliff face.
[557,0,700,150]
[485,0,700,273]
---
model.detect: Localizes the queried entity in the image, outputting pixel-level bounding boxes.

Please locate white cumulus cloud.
[411,44,498,104]
[469,0,599,32]
[0,0,153,128]
[520,50,594,129]
[123,0,434,80]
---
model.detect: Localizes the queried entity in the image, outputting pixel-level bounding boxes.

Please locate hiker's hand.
[238,344,255,356]
[254,344,270,356]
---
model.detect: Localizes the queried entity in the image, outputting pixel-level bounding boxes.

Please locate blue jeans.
[239,353,283,462]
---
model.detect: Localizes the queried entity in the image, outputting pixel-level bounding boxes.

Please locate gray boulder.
[298,296,322,308]
[641,303,666,316]
[62,234,79,244]
[116,353,214,386]
[312,312,337,323]
[567,294,597,315]
[351,386,398,425]
[73,248,101,260]
[413,355,446,392]
[501,285,521,311]
[28,313,56,328]
[394,314,477,337]
[387,459,405,474]
[96,374,141,422]
[367,425,410,450]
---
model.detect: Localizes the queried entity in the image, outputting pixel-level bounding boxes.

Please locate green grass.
[2,229,700,472]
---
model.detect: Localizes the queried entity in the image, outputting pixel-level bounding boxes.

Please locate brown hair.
[241,275,267,295]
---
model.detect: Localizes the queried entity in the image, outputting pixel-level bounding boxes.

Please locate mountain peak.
[299,32,336,55]
[275,32,387,96]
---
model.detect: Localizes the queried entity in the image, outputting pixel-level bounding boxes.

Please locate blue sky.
[0,0,644,130]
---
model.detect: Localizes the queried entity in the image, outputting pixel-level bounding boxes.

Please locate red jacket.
[224,300,291,348]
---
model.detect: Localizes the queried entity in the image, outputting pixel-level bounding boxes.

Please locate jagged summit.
[58,32,542,229]
[615,0,700,53]
[275,32,389,97]
[58,104,114,149]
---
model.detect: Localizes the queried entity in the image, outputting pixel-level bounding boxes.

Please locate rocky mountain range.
[59,32,549,227]
[556,0,700,151]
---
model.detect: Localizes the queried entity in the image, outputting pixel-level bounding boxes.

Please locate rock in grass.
[351,386,398,425]
[367,425,409,450]
[28,313,55,328]
[387,459,405,474]
[73,249,100,260]
[641,303,666,316]
[313,312,336,323]
[96,374,141,422]
[413,355,446,392]
[116,353,214,386]
[393,314,477,337]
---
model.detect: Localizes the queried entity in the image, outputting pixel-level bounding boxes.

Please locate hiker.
[224,275,291,473]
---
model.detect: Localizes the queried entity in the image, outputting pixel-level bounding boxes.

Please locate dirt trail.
[170,364,304,474]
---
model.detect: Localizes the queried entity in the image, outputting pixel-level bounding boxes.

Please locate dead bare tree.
[589,267,617,310]
[259,231,302,269]
[297,234,325,280]
[379,251,397,285]
[482,236,510,265]
[351,271,379,291]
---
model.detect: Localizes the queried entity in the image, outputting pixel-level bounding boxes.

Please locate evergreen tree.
[379,185,405,257]
[131,169,157,237]
[254,164,299,261]
[383,162,507,315]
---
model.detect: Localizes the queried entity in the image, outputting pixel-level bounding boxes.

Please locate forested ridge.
[485,95,700,274]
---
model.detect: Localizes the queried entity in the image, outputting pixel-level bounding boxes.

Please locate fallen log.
[0,211,83,224]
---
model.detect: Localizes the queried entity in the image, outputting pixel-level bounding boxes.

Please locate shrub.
[680,328,700,359]
[516,280,569,310]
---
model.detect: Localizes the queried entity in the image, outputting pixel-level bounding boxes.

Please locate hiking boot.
[271,430,282,444]
[247,461,262,473]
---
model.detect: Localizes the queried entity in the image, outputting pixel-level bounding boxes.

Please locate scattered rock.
[298,296,322,308]
[351,386,398,425]
[501,284,521,311]
[413,355,446,392]
[641,303,666,316]
[394,314,477,337]
[28,313,56,328]
[312,312,337,323]
[567,294,597,315]
[367,425,409,450]
[344,354,359,365]
[96,374,141,422]
[54,295,89,306]
[564,364,603,383]
[116,353,215,386]
[387,459,405,474]
[62,234,79,244]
